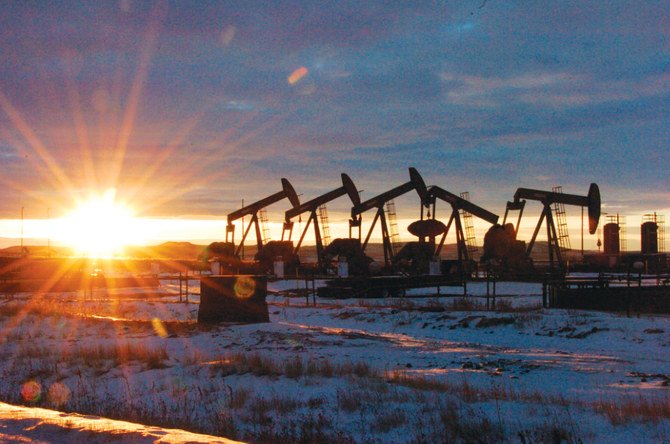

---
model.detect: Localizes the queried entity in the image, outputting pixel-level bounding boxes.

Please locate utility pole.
[20,206,24,256]
[581,206,584,256]
[47,207,51,258]
[241,199,244,259]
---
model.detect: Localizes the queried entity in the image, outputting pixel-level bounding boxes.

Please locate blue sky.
[0,1,668,239]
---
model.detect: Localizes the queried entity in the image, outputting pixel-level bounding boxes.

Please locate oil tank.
[603,223,620,255]
[641,221,658,254]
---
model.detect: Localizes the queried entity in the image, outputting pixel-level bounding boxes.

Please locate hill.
[0,240,594,263]
[0,245,73,258]
[124,242,207,260]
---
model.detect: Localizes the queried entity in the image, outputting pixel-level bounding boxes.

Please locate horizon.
[1,2,668,254]
[1,211,665,254]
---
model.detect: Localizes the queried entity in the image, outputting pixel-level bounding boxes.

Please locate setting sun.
[59,189,139,257]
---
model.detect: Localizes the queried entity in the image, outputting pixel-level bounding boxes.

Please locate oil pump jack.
[283,174,360,268]
[351,167,430,267]
[487,183,601,272]
[415,186,499,261]
[395,186,498,275]
[225,178,301,263]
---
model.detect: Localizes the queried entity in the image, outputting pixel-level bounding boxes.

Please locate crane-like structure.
[283,174,360,264]
[351,167,430,266]
[226,178,300,257]
[503,183,601,270]
[421,186,499,261]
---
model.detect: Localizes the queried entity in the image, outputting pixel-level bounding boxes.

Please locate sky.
[0,1,668,249]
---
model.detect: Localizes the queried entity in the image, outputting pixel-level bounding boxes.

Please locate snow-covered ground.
[0,401,239,443]
[0,279,668,443]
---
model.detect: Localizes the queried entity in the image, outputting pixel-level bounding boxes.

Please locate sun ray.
[63,54,98,193]
[139,98,300,208]
[122,111,208,207]
[108,3,165,190]
[0,257,80,345]
[0,92,74,192]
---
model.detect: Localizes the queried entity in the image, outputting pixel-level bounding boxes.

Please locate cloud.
[0,1,668,224]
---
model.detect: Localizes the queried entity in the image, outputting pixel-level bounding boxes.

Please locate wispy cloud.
[0,1,668,223]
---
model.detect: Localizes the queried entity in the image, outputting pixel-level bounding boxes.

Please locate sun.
[59,189,140,258]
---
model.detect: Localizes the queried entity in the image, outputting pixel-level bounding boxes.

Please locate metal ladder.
[605,214,626,253]
[459,191,479,257]
[259,209,271,243]
[385,199,400,256]
[317,204,331,247]
[644,213,666,253]
[551,186,571,255]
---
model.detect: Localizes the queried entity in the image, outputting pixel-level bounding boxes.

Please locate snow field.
[0,279,668,442]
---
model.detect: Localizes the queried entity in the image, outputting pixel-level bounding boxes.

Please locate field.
[0,279,669,443]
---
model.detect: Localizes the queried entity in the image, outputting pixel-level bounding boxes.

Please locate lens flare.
[220,26,236,46]
[47,382,71,406]
[20,380,42,403]
[234,276,256,298]
[288,66,308,85]
[152,317,168,338]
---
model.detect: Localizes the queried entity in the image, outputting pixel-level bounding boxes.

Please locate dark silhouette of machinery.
[425,186,499,260]
[392,240,436,275]
[223,171,615,279]
[254,240,299,273]
[320,238,373,275]
[225,178,300,272]
[480,223,532,273]
[584,212,669,272]
[397,187,498,274]
[486,183,601,272]
[641,213,663,254]
[283,174,361,269]
[351,167,430,267]
[201,241,238,267]
[603,214,626,255]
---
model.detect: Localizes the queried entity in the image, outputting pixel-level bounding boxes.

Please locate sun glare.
[60,189,138,257]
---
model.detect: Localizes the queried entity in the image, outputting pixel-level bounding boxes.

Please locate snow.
[0,278,668,442]
[0,401,240,443]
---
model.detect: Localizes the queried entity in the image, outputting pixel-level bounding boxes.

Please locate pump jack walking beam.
[226,178,300,256]
[351,167,430,266]
[427,186,499,260]
[283,174,360,261]
[503,183,601,270]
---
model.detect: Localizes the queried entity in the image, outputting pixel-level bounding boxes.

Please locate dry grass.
[14,342,170,370]
[385,370,572,407]
[248,394,302,416]
[449,297,485,311]
[306,358,334,377]
[492,299,541,312]
[475,316,516,328]
[336,389,362,412]
[4,341,665,442]
[66,343,169,369]
[0,298,110,320]
[593,396,670,425]
[284,354,304,378]
[228,386,251,409]
[385,370,480,403]
[425,398,505,443]
[372,408,406,433]
[3,298,666,442]
[209,353,372,380]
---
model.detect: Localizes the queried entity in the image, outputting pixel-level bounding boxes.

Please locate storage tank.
[603,222,620,255]
[641,221,658,254]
